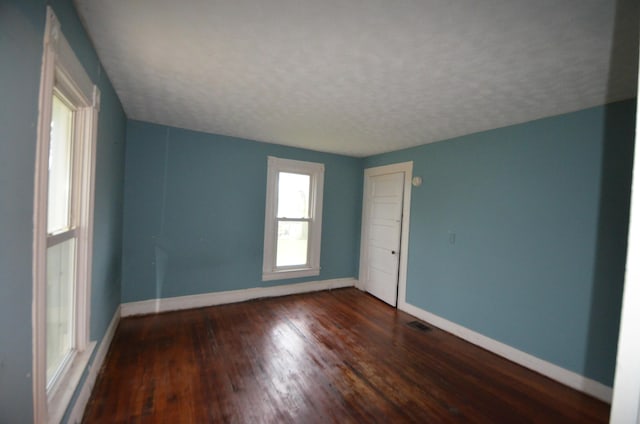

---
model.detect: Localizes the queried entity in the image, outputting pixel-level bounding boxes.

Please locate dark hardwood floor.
[83,288,609,423]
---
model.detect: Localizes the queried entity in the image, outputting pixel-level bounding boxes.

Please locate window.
[46,91,76,386]
[33,8,100,423]
[263,157,324,280]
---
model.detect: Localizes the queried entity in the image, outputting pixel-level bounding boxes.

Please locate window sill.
[262,268,320,281]
[48,341,96,424]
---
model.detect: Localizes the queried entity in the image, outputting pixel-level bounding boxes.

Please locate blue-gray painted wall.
[364,100,636,386]
[121,121,363,302]
[0,1,127,422]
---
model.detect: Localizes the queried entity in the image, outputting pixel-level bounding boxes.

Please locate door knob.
[391,250,396,255]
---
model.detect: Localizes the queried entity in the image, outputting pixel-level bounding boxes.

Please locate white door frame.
[359,161,413,307]
[609,38,640,422]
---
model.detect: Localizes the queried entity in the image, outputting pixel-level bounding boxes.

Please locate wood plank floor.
[83,288,609,423]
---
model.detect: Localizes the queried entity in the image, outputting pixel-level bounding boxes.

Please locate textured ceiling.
[74,0,638,157]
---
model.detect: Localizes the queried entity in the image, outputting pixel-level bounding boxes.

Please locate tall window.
[46,91,77,385]
[263,157,324,280]
[34,8,100,423]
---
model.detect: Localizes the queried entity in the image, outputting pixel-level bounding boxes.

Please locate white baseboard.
[121,278,357,317]
[66,305,121,423]
[399,300,613,403]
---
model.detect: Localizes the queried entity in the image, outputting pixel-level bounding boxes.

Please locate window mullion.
[46,228,77,247]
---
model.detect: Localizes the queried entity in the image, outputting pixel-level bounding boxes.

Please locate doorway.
[359,162,413,307]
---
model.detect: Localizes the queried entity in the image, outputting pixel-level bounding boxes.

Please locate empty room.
[2,0,640,423]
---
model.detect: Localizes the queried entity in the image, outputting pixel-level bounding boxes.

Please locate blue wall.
[121,121,362,302]
[0,3,42,422]
[364,100,636,386]
[0,1,127,422]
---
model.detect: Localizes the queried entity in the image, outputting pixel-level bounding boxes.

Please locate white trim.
[399,301,613,403]
[262,268,320,281]
[66,307,121,424]
[262,156,325,281]
[47,343,95,424]
[121,278,356,317]
[33,15,56,420]
[73,95,99,349]
[358,161,413,306]
[610,39,640,423]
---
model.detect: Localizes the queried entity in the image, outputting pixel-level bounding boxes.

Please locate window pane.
[48,94,74,234]
[276,221,308,267]
[46,238,75,385]
[277,172,310,218]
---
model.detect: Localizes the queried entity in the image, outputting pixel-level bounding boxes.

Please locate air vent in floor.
[407,320,431,332]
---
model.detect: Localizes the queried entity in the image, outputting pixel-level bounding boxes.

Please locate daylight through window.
[263,157,324,280]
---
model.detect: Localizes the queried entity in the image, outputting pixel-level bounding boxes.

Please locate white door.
[363,172,405,306]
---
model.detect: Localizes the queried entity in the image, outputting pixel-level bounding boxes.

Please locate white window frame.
[33,7,100,424]
[262,156,324,281]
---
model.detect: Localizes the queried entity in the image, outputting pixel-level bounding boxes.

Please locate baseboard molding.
[121,278,357,317]
[67,305,121,423]
[399,300,613,403]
